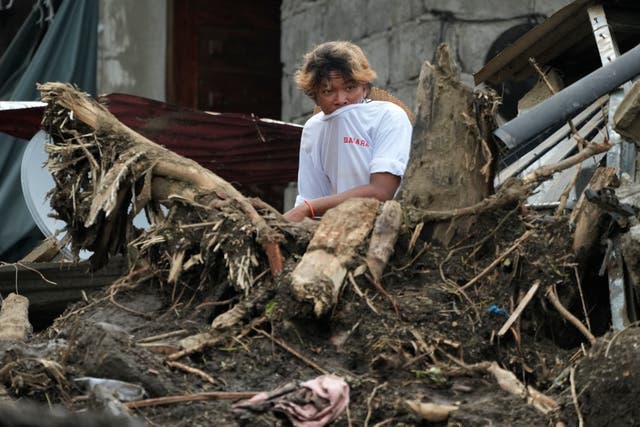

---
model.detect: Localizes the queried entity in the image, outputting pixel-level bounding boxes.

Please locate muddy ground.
[1,205,638,427]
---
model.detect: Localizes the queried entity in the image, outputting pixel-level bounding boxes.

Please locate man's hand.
[283,202,312,222]
[283,172,401,222]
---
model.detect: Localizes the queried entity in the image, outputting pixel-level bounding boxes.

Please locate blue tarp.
[0,0,97,260]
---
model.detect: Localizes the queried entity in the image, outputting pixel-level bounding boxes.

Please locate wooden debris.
[0,384,12,403]
[165,360,219,384]
[545,285,596,346]
[621,223,640,311]
[485,362,559,415]
[124,391,259,409]
[613,74,640,143]
[291,198,379,317]
[460,230,533,290]
[497,281,540,337]
[405,400,458,422]
[366,200,403,282]
[0,293,32,341]
[253,328,329,375]
[19,239,62,263]
[517,67,564,113]
[571,167,618,264]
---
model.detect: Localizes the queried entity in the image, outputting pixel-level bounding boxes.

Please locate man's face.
[314,71,367,115]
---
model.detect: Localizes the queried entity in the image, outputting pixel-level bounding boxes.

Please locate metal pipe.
[494,42,640,149]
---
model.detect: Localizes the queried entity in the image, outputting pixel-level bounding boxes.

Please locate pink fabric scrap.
[234,374,350,427]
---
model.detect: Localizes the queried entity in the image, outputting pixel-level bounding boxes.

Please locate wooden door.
[169,0,282,119]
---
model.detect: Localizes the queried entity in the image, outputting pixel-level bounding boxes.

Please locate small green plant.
[265,300,277,316]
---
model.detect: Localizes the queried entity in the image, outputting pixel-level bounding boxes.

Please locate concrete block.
[282,81,316,122]
[359,33,391,85]
[365,0,422,35]
[386,80,419,114]
[282,0,328,20]
[323,0,368,41]
[389,18,440,83]
[421,0,531,19]
[532,0,573,18]
[455,20,517,74]
[281,5,326,76]
[614,80,640,144]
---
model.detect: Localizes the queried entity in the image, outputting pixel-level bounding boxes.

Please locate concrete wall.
[97,0,167,101]
[281,0,570,123]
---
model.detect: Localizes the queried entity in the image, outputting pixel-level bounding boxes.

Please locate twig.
[439,207,517,287]
[460,230,533,290]
[177,220,224,229]
[165,360,219,384]
[573,266,592,333]
[407,222,424,254]
[56,295,110,322]
[545,285,596,346]
[604,321,640,357]
[521,141,610,187]
[372,418,401,427]
[366,274,400,317]
[0,261,58,286]
[529,58,582,145]
[364,382,387,427]
[253,327,329,375]
[195,297,237,311]
[498,281,540,337]
[166,334,225,361]
[419,141,610,223]
[137,329,189,343]
[395,242,430,271]
[556,165,582,216]
[125,391,259,409]
[348,272,379,314]
[109,286,153,319]
[570,367,584,427]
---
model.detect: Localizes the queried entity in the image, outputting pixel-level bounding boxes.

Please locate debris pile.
[2,41,640,427]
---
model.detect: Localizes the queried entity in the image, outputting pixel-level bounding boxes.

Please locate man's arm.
[283,172,400,222]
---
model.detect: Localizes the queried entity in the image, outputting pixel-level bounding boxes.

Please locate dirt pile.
[1,204,632,426]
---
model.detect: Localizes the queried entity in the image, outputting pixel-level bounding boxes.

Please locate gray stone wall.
[281,0,570,123]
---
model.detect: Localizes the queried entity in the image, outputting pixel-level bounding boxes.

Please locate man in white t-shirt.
[283,41,413,222]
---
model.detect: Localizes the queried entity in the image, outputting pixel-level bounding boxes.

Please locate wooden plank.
[0,256,127,313]
[20,239,63,263]
[614,80,640,143]
[507,8,591,83]
[474,0,592,85]
[498,281,540,337]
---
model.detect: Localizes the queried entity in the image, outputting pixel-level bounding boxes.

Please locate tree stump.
[397,44,498,245]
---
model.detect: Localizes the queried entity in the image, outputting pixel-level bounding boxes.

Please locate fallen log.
[291,198,379,317]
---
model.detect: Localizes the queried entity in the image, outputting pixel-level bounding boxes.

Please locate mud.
[0,207,635,426]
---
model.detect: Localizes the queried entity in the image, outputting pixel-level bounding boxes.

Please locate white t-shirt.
[294,100,412,206]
